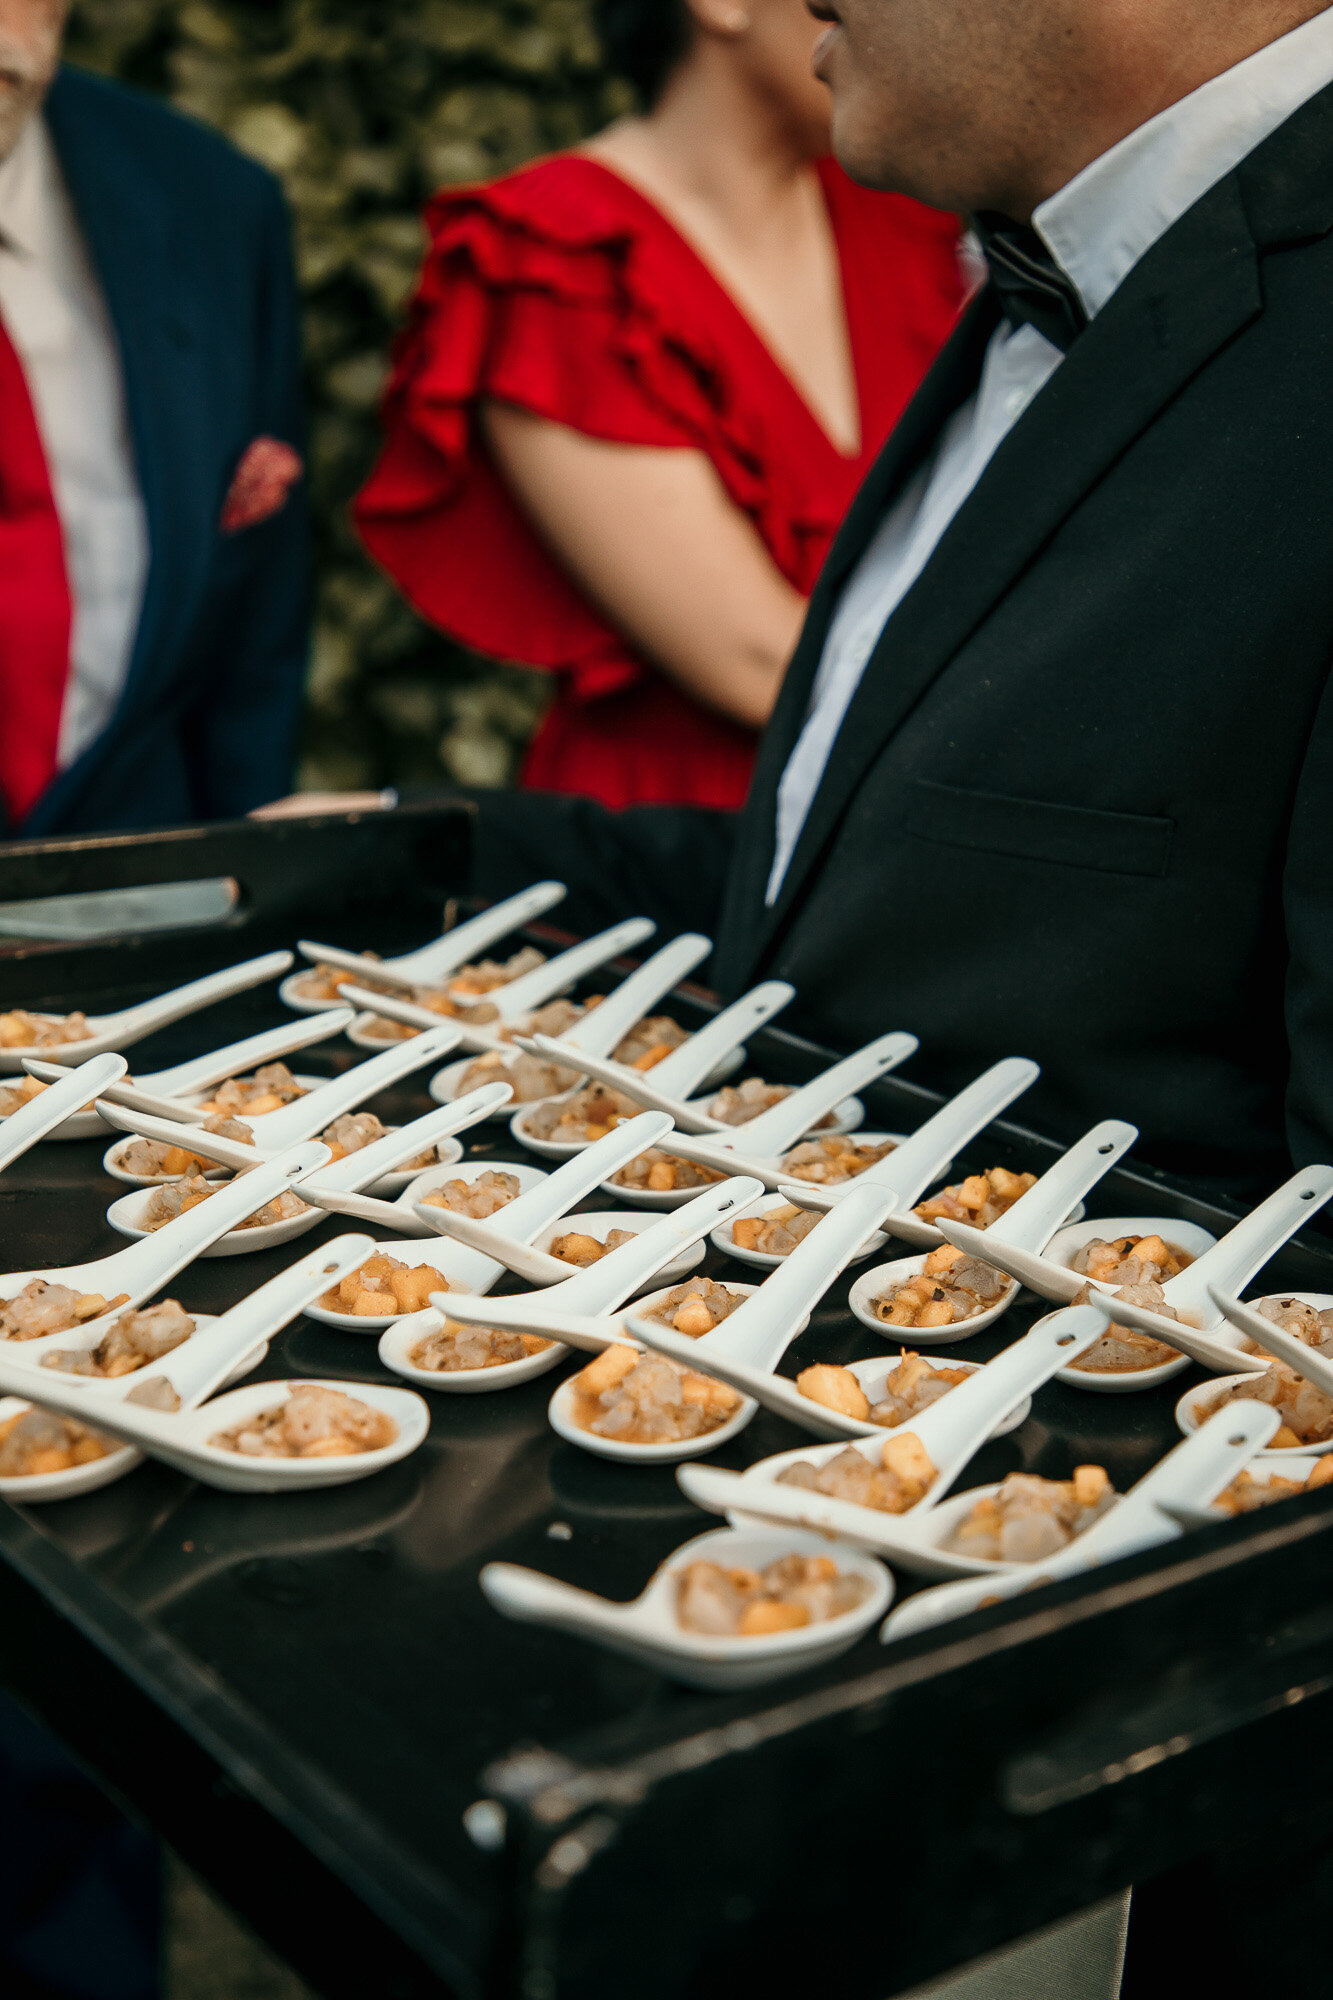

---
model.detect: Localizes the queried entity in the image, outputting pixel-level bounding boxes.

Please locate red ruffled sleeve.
[355,157,773,705]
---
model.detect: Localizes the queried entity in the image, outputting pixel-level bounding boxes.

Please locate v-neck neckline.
[570,153,866,464]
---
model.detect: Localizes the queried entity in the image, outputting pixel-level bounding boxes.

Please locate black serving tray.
[1,814,1331,2000]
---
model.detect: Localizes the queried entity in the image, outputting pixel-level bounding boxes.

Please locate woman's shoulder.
[425,152,665,253]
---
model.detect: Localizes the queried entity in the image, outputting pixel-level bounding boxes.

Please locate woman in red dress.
[352,0,965,813]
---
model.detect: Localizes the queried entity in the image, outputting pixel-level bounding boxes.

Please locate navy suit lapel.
[740,168,1272,971]
[41,70,216,760]
[713,293,1002,984]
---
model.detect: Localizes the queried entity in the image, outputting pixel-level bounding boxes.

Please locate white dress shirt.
[0,112,149,773]
[767,7,1333,904]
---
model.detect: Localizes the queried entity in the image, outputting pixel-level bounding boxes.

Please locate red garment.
[0,306,71,825]
[355,155,964,810]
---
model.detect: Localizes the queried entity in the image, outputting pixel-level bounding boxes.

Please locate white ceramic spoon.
[340,916,657,1050]
[699,1057,1041,1267]
[282,879,568,1012]
[0,951,295,1073]
[1170,1286,1333,1458]
[428,934,718,1118]
[628,1182,899,1411]
[305,1116,678,1334]
[846,1119,1139,1353]
[0,1343,426,1494]
[382,1179,765,1397]
[313,1111,669,1266]
[481,1524,891,1691]
[936,1164,1333,1381]
[0,1231,376,1502]
[99,1023,466,1184]
[879,1400,1281,1641]
[22,1009,360,1142]
[676,1303,1114,1546]
[0,1140,331,1354]
[101,1088,509,1257]
[0,1055,127,1171]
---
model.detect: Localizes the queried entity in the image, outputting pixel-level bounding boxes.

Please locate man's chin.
[0,83,41,162]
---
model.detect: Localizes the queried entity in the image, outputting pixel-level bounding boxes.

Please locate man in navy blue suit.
[0,0,308,839]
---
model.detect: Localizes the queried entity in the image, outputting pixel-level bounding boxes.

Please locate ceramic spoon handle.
[28,1065,208,1128]
[442,1177,767,1325]
[96,1101,255,1167]
[794,1058,1042,1215]
[556,934,712,1058]
[87,1142,332,1294]
[693,1181,899,1373]
[541,1177,767,1315]
[736,1032,919,1158]
[931,1220,1085,1303]
[299,880,568,986]
[891,1118,1137,1253]
[412,1208,573,1284]
[676,1461,908,1554]
[312,1084,513,1192]
[1209,1287,1333,1397]
[647,980,796,1098]
[521,1037,727,1136]
[488,918,656,1020]
[300,1184,434,1235]
[480,1562,637,1641]
[160,1233,377,1408]
[101,951,294,1041]
[252,1024,463,1144]
[145,1011,355,1095]
[0,1055,126,1170]
[0,1347,181,1448]
[910,1303,1113,1494]
[883,1402,1280,1642]
[1163,1166,1333,1320]
[498,1112,673,1238]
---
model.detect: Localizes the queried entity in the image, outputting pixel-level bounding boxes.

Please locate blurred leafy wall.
[66,0,631,791]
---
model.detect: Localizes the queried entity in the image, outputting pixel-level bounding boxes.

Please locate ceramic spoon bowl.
[341,916,656,1051]
[480,1524,892,1691]
[101,1024,467,1188]
[1173,1285,1333,1456]
[1,1142,331,1349]
[675,1305,1113,1548]
[395,1179,763,1402]
[530,1212,705,1290]
[509,981,797,1148]
[426,933,718,1114]
[1190,1288,1333,1368]
[879,1401,1280,1640]
[25,1010,358,1143]
[702,1056,1042,1265]
[0,951,294,1073]
[0,1055,127,1169]
[103,1089,507,1257]
[845,1120,1139,1345]
[279,880,568,1014]
[0,1231,375,1501]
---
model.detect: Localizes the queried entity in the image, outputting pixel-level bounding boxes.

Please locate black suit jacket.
[463,84,1333,1186]
[17,68,309,836]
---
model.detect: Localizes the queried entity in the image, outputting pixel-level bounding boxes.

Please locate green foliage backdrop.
[66,0,631,791]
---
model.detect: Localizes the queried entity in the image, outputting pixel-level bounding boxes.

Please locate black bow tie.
[972,212,1089,353]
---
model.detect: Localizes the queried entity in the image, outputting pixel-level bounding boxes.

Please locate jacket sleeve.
[182,174,310,818]
[1283,659,1333,1166]
[457,786,739,944]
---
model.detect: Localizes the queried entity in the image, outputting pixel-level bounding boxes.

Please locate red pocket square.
[220,436,303,533]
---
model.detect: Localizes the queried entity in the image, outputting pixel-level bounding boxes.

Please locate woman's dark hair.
[593,0,693,107]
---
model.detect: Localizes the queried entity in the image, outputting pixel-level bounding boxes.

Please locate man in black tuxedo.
[270,0,1333,1201]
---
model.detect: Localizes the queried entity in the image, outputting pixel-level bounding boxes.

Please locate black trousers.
[0,1696,159,2000]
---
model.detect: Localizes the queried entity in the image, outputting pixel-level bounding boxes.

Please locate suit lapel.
[748,168,1268,962]
[714,293,1001,977]
[43,71,216,745]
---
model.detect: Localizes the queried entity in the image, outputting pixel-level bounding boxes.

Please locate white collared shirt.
[766,7,1333,904]
[0,112,149,775]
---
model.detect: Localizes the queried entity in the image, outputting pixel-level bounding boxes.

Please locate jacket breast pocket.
[905,778,1175,879]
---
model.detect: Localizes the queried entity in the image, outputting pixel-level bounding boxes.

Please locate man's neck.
[999,0,1332,217]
